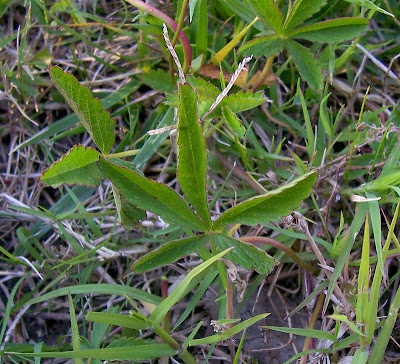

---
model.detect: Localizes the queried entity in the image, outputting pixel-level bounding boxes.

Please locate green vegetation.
[1,0,400,363]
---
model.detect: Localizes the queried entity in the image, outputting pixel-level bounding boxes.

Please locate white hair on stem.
[162,23,185,84]
[201,55,253,121]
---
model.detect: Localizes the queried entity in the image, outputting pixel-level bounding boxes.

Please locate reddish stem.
[124,0,192,72]
[241,236,317,274]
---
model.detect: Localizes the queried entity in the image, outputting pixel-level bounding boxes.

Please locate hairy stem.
[124,0,192,72]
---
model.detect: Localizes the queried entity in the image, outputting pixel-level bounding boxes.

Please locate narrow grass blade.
[262,326,335,341]
[345,0,394,17]
[365,201,400,344]
[356,213,370,327]
[369,283,400,363]
[189,313,268,345]
[25,284,162,306]
[150,248,232,326]
[323,203,367,314]
[173,269,218,330]
[192,0,208,57]
[297,80,315,160]
[86,312,147,330]
[68,293,83,364]
[0,277,25,345]
[7,344,176,360]
[366,193,383,274]
[211,17,259,64]
[133,107,174,170]
[328,314,364,337]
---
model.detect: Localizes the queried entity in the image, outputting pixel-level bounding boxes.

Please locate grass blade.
[150,248,232,326]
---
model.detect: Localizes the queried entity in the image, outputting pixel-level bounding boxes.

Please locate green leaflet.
[213,171,317,229]
[97,159,206,232]
[222,106,246,137]
[288,18,369,43]
[132,235,210,273]
[239,35,283,58]
[49,66,115,154]
[211,234,277,274]
[141,69,176,93]
[86,312,148,330]
[177,84,211,227]
[7,344,176,360]
[41,145,102,187]
[223,90,267,113]
[245,0,283,34]
[189,313,268,345]
[12,79,140,153]
[283,39,323,91]
[112,184,146,230]
[283,0,326,32]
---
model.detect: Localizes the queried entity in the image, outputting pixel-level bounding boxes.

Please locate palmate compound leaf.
[211,234,277,274]
[41,145,102,187]
[213,170,317,229]
[97,158,207,232]
[177,83,211,227]
[49,66,115,154]
[287,18,369,44]
[131,235,210,273]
